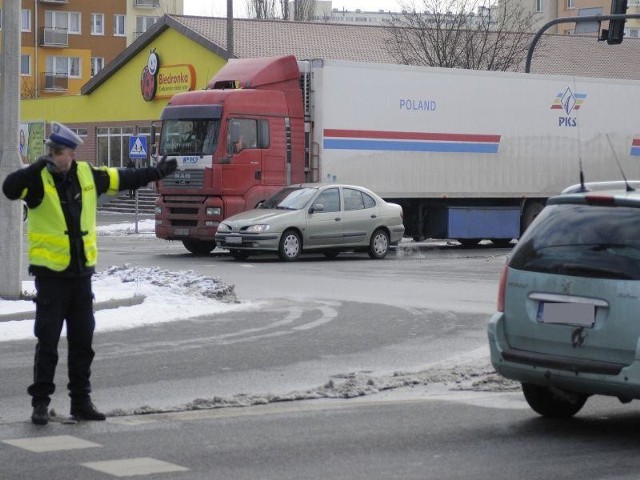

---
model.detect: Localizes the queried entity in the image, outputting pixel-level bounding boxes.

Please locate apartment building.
[0,0,183,98]
[528,0,638,37]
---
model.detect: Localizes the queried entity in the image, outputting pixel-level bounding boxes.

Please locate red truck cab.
[154,55,306,254]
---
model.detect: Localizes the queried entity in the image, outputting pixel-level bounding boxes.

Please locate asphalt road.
[4,214,640,479]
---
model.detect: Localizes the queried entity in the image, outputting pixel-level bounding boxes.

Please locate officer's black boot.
[31,402,49,425]
[70,400,106,421]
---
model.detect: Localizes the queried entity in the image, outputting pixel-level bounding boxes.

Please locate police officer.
[2,122,177,425]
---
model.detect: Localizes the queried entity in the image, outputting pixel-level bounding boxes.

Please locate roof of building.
[81,14,640,95]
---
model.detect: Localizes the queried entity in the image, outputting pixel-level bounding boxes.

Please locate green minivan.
[489,181,640,418]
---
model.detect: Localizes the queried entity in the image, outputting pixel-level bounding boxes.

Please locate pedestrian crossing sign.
[129,136,148,159]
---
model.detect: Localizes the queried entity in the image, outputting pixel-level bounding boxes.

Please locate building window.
[535,0,543,12]
[91,13,104,35]
[97,127,152,168]
[630,28,639,37]
[114,14,126,36]
[45,11,81,34]
[46,56,81,78]
[136,15,158,36]
[21,9,31,32]
[71,128,88,138]
[0,9,3,30]
[91,57,104,76]
[21,54,31,76]
[567,0,575,8]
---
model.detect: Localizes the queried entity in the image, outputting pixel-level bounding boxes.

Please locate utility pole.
[226,0,234,59]
[0,0,25,299]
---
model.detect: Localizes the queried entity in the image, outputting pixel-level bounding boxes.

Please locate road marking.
[2,435,101,452]
[81,457,189,477]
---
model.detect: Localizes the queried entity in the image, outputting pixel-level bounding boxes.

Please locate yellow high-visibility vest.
[27,162,118,271]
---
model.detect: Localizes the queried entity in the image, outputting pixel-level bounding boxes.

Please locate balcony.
[40,27,68,47]
[39,0,69,4]
[43,72,69,92]
[135,0,160,7]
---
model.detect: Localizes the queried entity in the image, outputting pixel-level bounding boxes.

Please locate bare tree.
[280,0,291,20]
[385,0,535,71]
[246,0,279,19]
[246,0,318,21]
[20,77,38,99]
[292,0,317,21]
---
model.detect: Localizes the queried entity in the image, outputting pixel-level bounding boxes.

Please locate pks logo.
[551,87,587,127]
[181,156,199,165]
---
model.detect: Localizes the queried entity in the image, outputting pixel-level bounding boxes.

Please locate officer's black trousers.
[28,275,95,406]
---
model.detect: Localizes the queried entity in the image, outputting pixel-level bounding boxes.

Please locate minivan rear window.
[509,204,640,279]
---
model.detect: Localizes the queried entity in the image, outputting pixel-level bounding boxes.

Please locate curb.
[0,295,146,323]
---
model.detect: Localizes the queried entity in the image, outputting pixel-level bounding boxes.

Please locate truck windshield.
[160,119,220,156]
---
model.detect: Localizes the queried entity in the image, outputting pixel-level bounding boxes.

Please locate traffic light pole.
[525,13,640,73]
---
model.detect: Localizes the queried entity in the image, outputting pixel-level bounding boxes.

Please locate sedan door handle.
[335,217,341,222]
[370,214,377,218]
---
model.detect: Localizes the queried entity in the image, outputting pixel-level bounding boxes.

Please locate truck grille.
[162,169,205,189]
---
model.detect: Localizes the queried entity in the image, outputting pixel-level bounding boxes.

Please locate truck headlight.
[245,224,270,233]
[155,206,162,215]
[206,207,222,216]
[217,223,231,233]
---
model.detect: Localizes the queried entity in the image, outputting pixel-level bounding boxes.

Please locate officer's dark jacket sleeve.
[91,165,163,196]
[2,158,47,208]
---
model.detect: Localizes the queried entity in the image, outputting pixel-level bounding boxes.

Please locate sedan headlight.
[206,207,222,216]
[245,224,271,233]
[217,223,231,233]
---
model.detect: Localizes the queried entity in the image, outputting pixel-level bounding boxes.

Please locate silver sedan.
[215,183,405,261]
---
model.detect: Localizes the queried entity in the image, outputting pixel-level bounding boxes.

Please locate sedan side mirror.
[309,203,324,214]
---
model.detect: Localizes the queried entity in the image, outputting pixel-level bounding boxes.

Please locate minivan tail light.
[497,263,508,312]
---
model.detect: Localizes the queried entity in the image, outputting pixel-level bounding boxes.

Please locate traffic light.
[607,0,627,44]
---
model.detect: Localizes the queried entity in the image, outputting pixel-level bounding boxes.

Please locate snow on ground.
[2,219,515,413]
[96,218,155,235]
[0,264,248,343]
[0,217,249,342]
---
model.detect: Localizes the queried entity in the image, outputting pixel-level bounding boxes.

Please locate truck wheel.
[229,249,250,260]
[521,383,587,418]
[182,239,216,255]
[522,201,545,233]
[368,229,389,259]
[278,230,301,261]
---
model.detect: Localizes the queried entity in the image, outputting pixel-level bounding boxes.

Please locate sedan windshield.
[260,187,318,210]
[510,204,640,279]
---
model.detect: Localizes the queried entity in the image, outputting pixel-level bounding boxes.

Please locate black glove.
[22,158,49,180]
[155,155,177,179]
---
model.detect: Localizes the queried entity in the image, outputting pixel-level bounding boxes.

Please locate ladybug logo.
[141,50,159,102]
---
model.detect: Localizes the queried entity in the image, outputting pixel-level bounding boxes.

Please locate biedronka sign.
[140,50,196,102]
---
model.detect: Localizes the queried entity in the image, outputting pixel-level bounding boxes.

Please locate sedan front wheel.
[278,229,301,261]
[368,228,390,259]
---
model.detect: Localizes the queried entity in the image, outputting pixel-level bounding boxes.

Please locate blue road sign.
[129,136,148,159]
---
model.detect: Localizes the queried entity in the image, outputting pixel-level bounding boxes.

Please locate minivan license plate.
[537,302,595,327]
